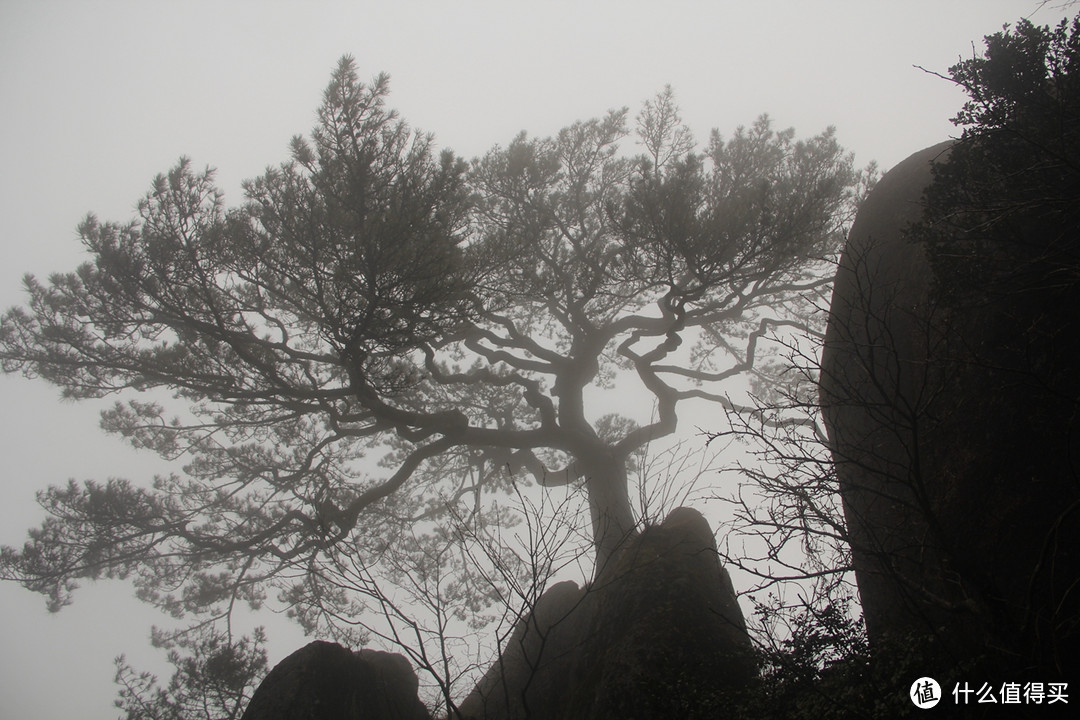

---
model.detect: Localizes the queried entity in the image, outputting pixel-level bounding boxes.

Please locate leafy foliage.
[114,626,267,720]
[733,598,873,720]
[916,16,1080,305]
[908,15,1080,539]
[912,14,1080,413]
[904,15,1080,677]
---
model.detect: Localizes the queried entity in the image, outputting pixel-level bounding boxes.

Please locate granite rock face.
[241,641,430,720]
[456,579,585,720]
[458,506,753,719]
[821,142,1080,675]
[820,141,960,648]
[242,508,751,720]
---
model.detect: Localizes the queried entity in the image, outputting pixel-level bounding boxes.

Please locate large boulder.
[456,580,586,720]
[566,506,753,719]
[820,141,960,649]
[821,141,1080,676]
[241,641,430,720]
[458,507,753,719]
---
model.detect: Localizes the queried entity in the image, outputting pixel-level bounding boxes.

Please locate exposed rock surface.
[820,141,960,648]
[243,508,750,720]
[457,579,585,720]
[458,506,752,719]
[821,141,1080,676]
[241,640,430,720]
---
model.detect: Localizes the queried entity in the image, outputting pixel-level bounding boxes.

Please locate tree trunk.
[581,449,636,573]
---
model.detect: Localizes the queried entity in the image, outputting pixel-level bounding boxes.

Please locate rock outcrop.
[820,141,960,648]
[243,508,752,720]
[458,506,753,719]
[241,641,430,720]
[821,141,1080,677]
[457,579,585,720]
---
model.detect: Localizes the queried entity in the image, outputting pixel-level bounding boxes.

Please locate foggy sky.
[0,2,1056,718]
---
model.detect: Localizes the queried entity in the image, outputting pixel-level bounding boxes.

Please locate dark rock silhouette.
[821,141,959,648]
[241,641,430,720]
[241,508,750,720]
[458,506,752,719]
[457,579,585,720]
[821,142,1080,677]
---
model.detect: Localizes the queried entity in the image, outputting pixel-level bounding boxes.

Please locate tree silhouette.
[114,625,267,720]
[0,56,859,682]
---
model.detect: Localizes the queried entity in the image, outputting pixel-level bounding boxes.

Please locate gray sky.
[0,1,1059,717]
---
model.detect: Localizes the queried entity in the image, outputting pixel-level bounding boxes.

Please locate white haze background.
[0,1,1062,718]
